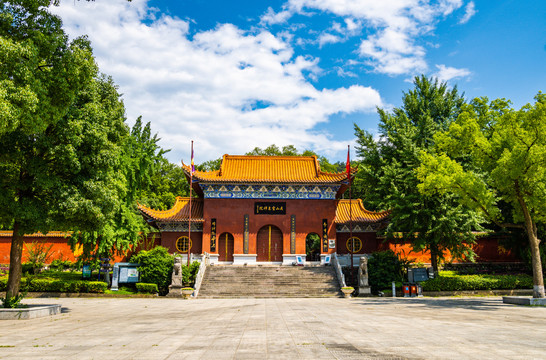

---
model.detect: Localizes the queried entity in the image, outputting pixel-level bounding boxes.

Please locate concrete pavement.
[0,296,544,359]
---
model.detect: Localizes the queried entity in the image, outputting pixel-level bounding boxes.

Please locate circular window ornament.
[176,236,192,253]
[346,237,362,253]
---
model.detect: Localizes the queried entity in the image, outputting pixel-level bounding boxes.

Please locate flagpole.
[188,140,193,267]
[348,145,354,273]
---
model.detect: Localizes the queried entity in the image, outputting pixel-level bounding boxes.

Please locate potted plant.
[341,286,354,298]
[181,287,194,299]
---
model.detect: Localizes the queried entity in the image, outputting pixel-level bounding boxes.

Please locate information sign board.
[82,264,91,279]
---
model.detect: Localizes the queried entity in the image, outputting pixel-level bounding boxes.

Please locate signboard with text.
[254,202,286,215]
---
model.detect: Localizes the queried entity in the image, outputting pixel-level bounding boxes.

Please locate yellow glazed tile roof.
[335,199,390,224]
[183,155,356,183]
[0,231,71,238]
[138,197,204,223]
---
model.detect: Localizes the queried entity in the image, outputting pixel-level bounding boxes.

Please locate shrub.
[84,281,108,293]
[130,246,174,295]
[25,241,55,274]
[421,274,536,292]
[21,262,34,275]
[368,250,409,293]
[136,283,158,294]
[187,261,200,285]
[0,277,106,293]
[49,259,75,272]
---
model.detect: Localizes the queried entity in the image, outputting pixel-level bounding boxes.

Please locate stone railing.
[192,252,210,298]
[332,252,346,288]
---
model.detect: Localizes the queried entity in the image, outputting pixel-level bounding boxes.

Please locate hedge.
[0,277,107,293]
[421,274,536,292]
[136,283,158,294]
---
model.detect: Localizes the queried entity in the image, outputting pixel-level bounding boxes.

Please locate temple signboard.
[254,202,286,215]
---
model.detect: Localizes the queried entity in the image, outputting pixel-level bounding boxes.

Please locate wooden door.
[218,232,234,262]
[257,225,283,262]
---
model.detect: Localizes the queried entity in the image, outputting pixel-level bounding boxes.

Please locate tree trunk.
[516,193,545,298]
[6,221,24,304]
[528,233,545,298]
[430,243,439,277]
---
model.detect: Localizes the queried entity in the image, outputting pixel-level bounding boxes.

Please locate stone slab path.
[0,296,544,359]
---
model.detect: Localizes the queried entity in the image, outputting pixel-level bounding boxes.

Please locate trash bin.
[403,283,411,297]
[416,283,423,297]
[410,284,418,297]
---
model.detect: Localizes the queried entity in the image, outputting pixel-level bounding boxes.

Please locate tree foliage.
[130,246,173,295]
[417,93,546,297]
[0,0,144,305]
[246,144,344,173]
[0,0,95,135]
[354,75,481,274]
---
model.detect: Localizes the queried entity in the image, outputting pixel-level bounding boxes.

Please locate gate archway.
[305,233,321,261]
[256,225,283,262]
[218,232,234,262]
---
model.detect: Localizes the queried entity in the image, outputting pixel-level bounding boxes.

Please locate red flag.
[346,145,351,182]
[191,141,195,173]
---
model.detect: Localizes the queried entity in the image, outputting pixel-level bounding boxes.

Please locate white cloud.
[459,1,476,24]
[260,7,292,25]
[51,0,382,163]
[359,28,427,75]
[318,33,342,47]
[267,0,466,76]
[433,64,471,82]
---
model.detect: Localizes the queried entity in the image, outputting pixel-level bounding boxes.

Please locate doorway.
[256,225,283,262]
[306,233,321,261]
[218,232,234,262]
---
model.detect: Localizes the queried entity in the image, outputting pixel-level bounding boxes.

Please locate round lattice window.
[346,237,362,253]
[176,236,192,253]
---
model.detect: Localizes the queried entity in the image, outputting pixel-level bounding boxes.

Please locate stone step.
[198,265,342,298]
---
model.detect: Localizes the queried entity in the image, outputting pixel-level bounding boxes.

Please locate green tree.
[139,157,190,210]
[247,144,298,156]
[0,0,94,134]
[246,145,341,173]
[417,93,546,298]
[354,75,480,275]
[70,108,168,261]
[0,0,101,304]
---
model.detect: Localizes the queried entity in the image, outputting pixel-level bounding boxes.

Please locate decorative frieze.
[336,223,384,233]
[201,183,340,199]
[156,222,203,232]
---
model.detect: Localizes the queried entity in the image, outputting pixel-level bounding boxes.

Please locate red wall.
[376,237,519,264]
[336,232,379,254]
[0,231,520,265]
[201,198,338,256]
[0,236,77,264]
[160,231,203,255]
[0,235,136,265]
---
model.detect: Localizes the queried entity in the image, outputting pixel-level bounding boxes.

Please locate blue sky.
[52,0,545,164]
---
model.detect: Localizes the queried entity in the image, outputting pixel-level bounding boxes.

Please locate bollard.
[392,281,396,297]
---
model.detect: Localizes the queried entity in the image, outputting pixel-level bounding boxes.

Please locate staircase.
[198,265,342,298]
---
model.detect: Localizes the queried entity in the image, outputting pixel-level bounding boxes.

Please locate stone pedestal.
[233,254,257,265]
[167,256,184,298]
[358,256,372,297]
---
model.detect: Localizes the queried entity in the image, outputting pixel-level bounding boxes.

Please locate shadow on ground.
[350,297,507,311]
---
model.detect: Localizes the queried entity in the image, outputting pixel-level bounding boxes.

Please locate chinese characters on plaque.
[243,214,249,254]
[322,219,328,252]
[254,202,286,215]
[290,215,296,254]
[210,218,216,252]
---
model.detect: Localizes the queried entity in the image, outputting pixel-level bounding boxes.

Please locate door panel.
[257,225,283,262]
[218,232,234,261]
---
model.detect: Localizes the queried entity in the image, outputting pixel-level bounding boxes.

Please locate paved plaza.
[0,296,544,359]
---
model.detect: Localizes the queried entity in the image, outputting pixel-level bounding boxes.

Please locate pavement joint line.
[1,297,545,359]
